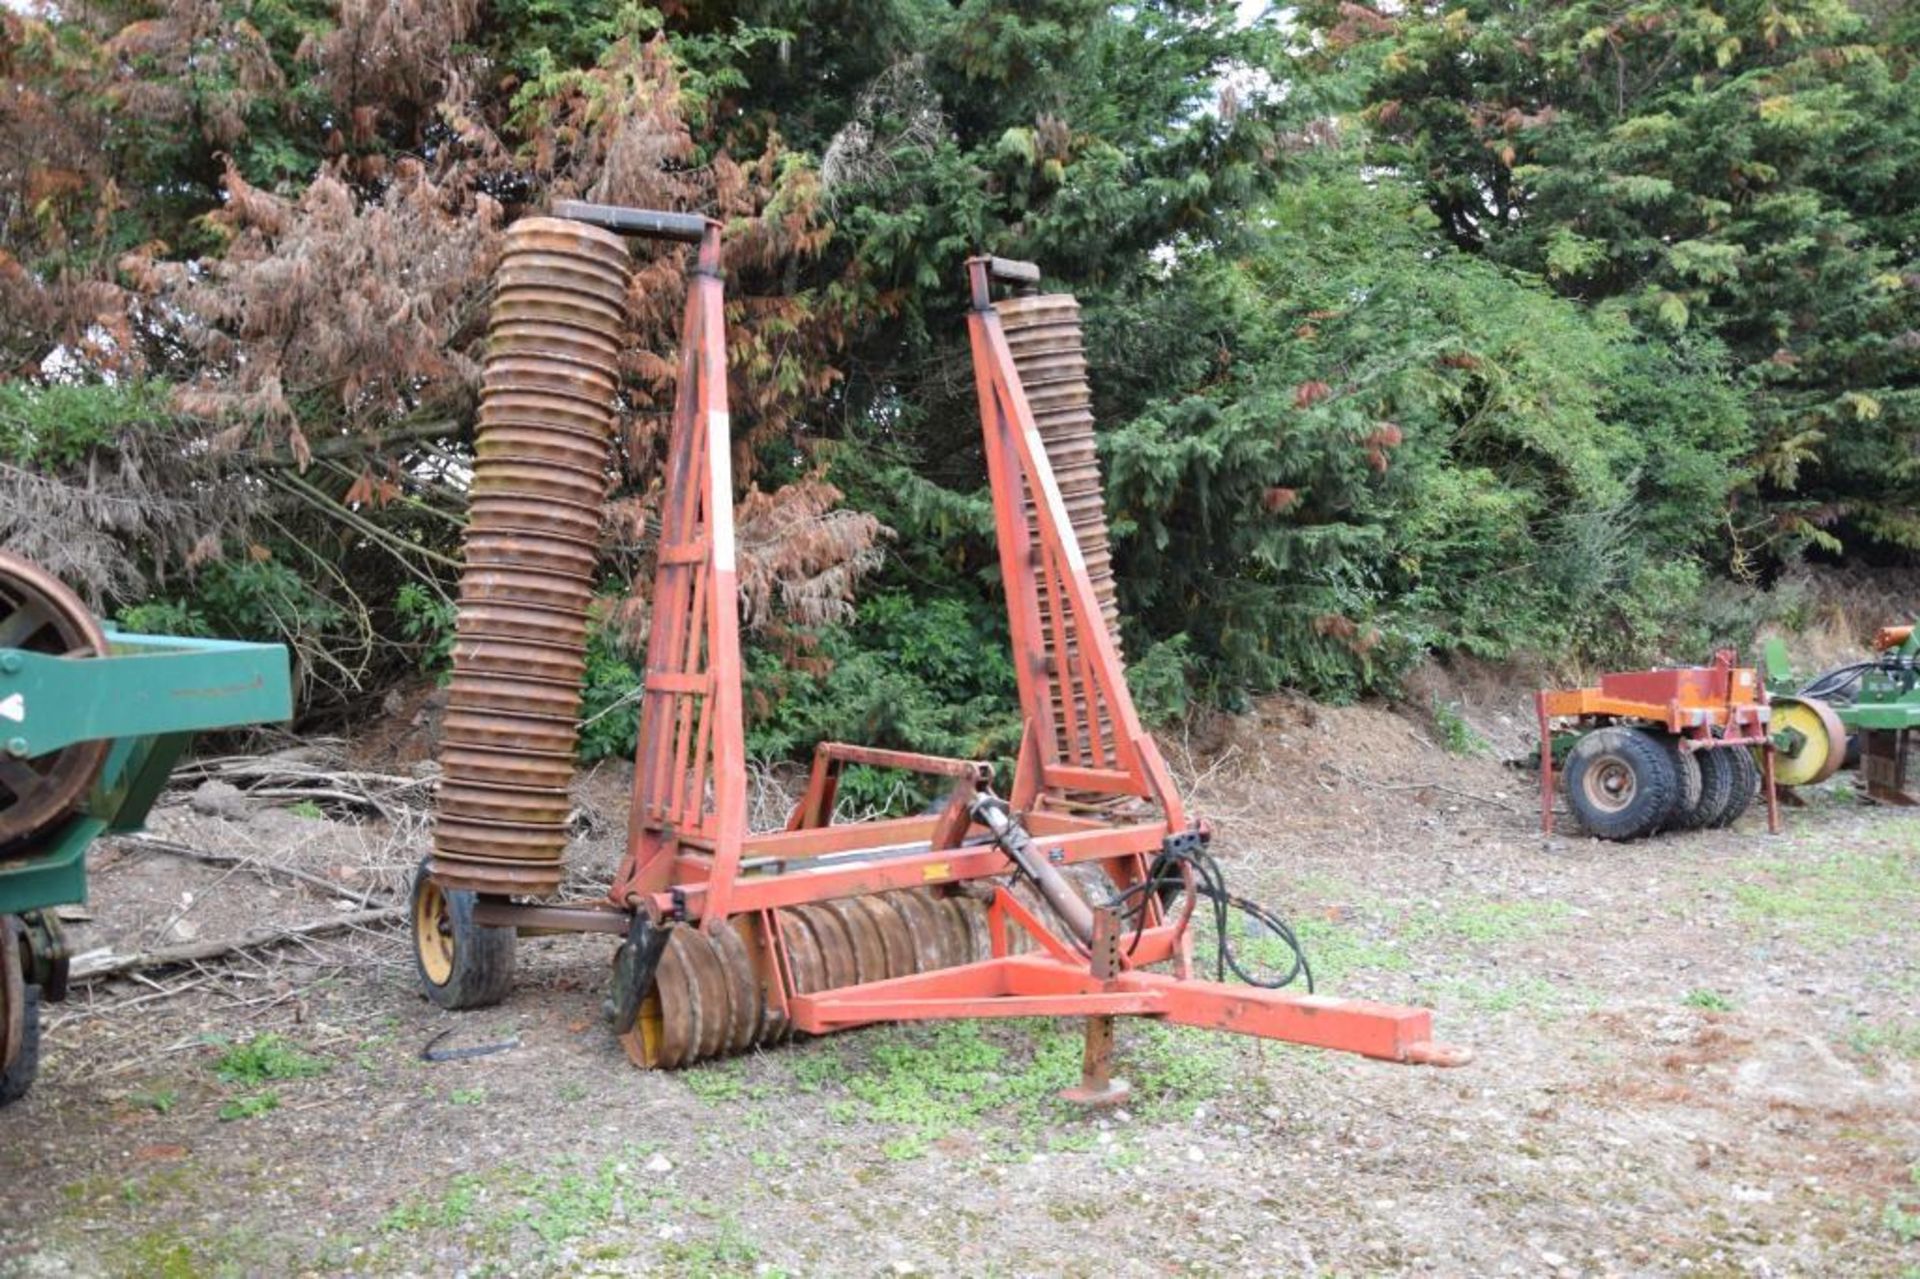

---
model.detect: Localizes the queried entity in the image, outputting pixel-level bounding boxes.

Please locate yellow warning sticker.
[922,863,950,881]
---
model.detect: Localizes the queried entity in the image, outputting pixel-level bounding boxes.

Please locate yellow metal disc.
[1771,696,1846,787]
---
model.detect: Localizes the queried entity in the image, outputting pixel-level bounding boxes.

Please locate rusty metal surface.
[488,320,623,365]
[439,818,572,868]
[456,565,596,611]
[426,853,563,896]
[441,707,584,754]
[448,634,589,682]
[0,551,110,852]
[450,603,591,649]
[993,293,1125,771]
[502,216,631,264]
[619,889,996,1069]
[467,462,611,506]
[993,293,1120,646]
[436,780,574,825]
[438,208,634,907]
[480,357,618,401]
[472,428,615,474]
[466,493,603,536]
[480,390,618,435]
[459,531,600,581]
[446,671,585,716]
[486,292,627,331]
[493,256,632,300]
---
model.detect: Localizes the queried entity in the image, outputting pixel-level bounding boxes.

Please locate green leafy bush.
[0,381,172,466]
[393,583,456,677]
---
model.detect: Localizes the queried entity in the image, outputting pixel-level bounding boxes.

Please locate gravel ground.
[1,697,1917,1277]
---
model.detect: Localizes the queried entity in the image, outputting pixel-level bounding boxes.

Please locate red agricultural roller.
[411,206,1470,1098]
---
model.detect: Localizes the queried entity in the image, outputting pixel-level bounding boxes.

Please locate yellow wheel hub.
[414,878,456,987]
[1771,696,1846,787]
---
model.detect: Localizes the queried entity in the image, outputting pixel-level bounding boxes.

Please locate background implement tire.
[1716,747,1760,829]
[1565,726,1679,840]
[1770,696,1846,788]
[1687,748,1740,830]
[1644,731,1703,832]
[411,859,516,1011]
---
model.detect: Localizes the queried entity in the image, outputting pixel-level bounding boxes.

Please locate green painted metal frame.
[1763,632,1920,732]
[0,631,291,916]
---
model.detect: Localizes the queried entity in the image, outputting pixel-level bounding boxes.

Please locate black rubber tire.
[0,985,40,1108]
[411,860,516,1011]
[1687,748,1740,831]
[1565,726,1680,840]
[1644,731,1703,832]
[1714,748,1761,829]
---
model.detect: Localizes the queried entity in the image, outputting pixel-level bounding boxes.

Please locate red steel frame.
[1536,650,1780,835]
[555,229,1469,1071]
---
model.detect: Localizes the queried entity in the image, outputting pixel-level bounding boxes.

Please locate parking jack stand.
[1062,906,1130,1107]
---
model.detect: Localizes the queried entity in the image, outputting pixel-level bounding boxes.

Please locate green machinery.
[0,551,291,1105]
[1762,623,1920,805]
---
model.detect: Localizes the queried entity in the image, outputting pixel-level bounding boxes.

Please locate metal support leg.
[1061,906,1129,1106]
[1763,744,1781,834]
[1536,694,1555,836]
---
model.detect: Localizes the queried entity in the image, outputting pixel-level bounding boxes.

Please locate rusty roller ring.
[426,857,562,897]
[437,745,576,789]
[891,890,953,974]
[487,319,623,358]
[491,254,631,297]
[777,907,830,1002]
[461,526,603,566]
[466,492,605,528]
[434,781,572,825]
[792,904,858,991]
[852,895,917,980]
[451,605,593,649]
[821,899,889,987]
[487,286,627,329]
[0,551,112,853]
[679,928,733,1064]
[447,637,588,684]
[479,390,617,429]
[446,672,585,718]
[705,921,763,1057]
[624,929,696,1069]
[466,466,612,506]
[472,434,615,475]
[456,569,597,612]
[441,708,582,756]
[504,215,631,258]
[481,360,618,401]
[735,915,791,1047]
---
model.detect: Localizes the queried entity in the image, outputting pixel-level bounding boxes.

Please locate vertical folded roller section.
[431,217,633,897]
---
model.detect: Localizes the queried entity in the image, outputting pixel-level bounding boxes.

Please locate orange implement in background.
[1537,652,1780,839]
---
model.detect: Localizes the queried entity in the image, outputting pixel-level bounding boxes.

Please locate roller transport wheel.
[1717,747,1760,829]
[1564,726,1680,840]
[411,860,516,1011]
[1687,747,1740,831]
[1769,696,1846,788]
[0,552,110,855]
[1642,731,1704,833]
